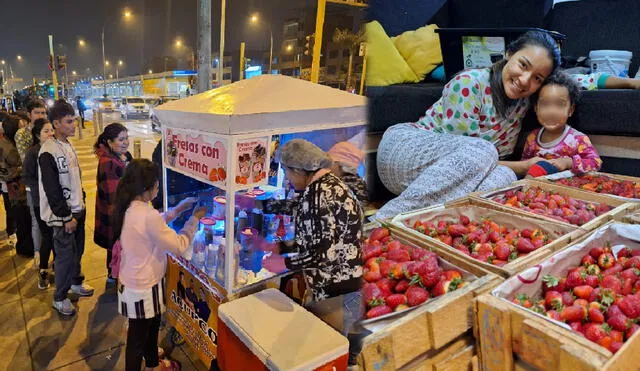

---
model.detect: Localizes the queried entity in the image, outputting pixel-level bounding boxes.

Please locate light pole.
[117,60,123,96]
[102,9,132,97]
[250,13,273,74]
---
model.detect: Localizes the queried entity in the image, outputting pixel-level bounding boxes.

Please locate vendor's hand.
[191,206,208,220]
[262,253,287,273]
[548,157,574,171]
[64,217,78,234]
[175,197,197,214]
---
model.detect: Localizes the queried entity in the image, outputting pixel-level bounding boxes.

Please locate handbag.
[6,177,26,203]
[110,240,123,279]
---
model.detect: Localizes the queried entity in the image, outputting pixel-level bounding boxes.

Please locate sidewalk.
[0,126,208,370]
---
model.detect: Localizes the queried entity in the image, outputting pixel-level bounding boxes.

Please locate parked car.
[93,98,114,113]
[120,96,150,119]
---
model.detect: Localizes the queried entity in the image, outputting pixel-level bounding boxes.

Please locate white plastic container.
[589,50,633,77]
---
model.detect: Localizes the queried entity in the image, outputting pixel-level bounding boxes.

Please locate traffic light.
[56,55,67,70]
[48,55,54,71]
[304,34,315,56]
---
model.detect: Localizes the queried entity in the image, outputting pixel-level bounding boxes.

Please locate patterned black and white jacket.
[284,172,363,302]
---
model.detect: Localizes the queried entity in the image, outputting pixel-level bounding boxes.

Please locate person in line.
[515,71,602,178]
[114,158,204,371]
[39,100,93,316]
[16,100,48,266]
[23,118,56,289]
[93,123,132,284]
[0,115,34,257]
[0,111,16,240]
[327,141,369,209]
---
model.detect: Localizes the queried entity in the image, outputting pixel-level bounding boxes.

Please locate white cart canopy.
[154,75,367,135]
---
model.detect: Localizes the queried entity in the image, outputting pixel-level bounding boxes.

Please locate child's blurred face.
[535,84,575,134]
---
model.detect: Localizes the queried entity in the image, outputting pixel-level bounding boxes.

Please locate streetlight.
[78,39,86,47]
[148,69,153,74]
[286,44,293,52]
[249,13,273,74]
[17,55,22,61]
[102,9,133,97]
[174,38,195,70]
[72,70,77,75]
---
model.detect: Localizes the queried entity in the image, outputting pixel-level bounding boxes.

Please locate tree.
[332,28,364,91]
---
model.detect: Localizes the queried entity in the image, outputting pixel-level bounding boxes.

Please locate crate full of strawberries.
[541,171,640,201]
[480,182,618,227]
[361,226,478,322]
[492,222,640,354]
[391,199,579,277]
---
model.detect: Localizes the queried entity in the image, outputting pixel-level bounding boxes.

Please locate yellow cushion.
[365,21,419,86]
[392,24,443,80]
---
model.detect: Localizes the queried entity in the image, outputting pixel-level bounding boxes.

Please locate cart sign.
[236,137,269,186]
[164,128,228,185]
[165,254,223,364]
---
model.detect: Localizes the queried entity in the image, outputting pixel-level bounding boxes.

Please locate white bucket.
[589,50,633,77]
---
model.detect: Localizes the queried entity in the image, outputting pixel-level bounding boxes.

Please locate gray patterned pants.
[374,124,517,220]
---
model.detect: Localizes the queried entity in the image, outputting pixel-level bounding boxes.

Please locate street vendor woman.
[261,139,364,336]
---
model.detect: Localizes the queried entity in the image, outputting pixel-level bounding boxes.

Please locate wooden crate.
[389,197,584,278]
[620,209,640,224]
[357,228,503,371]
[400,333,476,371]
[534,171,640,202]
[474,179,636,232]
[475,293,640,371]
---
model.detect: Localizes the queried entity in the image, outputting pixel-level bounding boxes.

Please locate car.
[94,98,114,113]
[120,96,150,119]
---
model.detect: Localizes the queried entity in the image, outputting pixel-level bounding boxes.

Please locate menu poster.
[164,128,228,186]
[236,138,269,186]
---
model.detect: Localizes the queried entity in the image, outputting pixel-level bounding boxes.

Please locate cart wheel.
[170,327,185,346]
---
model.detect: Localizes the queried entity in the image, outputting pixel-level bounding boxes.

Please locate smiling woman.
[373,31,562,220]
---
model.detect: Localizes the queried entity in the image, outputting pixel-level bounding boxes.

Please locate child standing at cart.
[113,159,206,371]
[519,71,603,178]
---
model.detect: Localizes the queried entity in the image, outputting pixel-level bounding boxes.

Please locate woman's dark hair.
[531,70,581,106]
[48,100,75,123]
[490,31,562,119]
[26,100,45,114]
[31,118,51,146]
[14,110,30,123]
[113,159,160,241]
[2,115,22,145]
[94,122,127,154]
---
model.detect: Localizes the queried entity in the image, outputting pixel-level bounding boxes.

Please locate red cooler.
[217,289,349,371]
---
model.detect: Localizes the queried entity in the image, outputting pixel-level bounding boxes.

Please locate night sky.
[0,0,332,83]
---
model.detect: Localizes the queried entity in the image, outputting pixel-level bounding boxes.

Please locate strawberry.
[364,269,382,282]
[566,270,587,289]
[488,231,501,243]
[562,291,576,306]
[376,278,396,295]
[588,287,602,303]
[574,285,594,300]
[362,283,385,307]
[598,252,615,269]
[494,241,512,261]
[379,259,395,278]
[586,275,600,288]
[621,268,640,283]
[545,291,563,310]
[363,244,384,260]
[618,295,640,318]
[589,307,605,323]
[569,321,583,334]
[520,229,534,238]
[386,240,403,252]
[561,305,586,322]
[542,275,565,293]
[590,246,605,259]
[394,280,410,293]
[602,264,624,277]
[459,215,470,225]
[597,335,612,350]
[610,342,624,354]
[410,248,433,261]
[406,286,430,307]
[370,227,390,242]
[574,299,590,309]
[394,304,409,312]
[513,293,533,308]
[442,270,462,280]
[546,310,562,321]
[624,256,640,270]
[626,324,640,340]
[581,255,596,266]
[618,247,633,258]
[387,249,411,262]
[585,264,601,276]
[515,238,536,253]
[607,304,625,320]
[447,224,468,237]
[366,305,393,319]
[622,278,634,296]
[438,234,454,246]
[385,294,407,309]
[610,330,624,343]
[608,314,632,331]
[432,277,464,297]
[585,324,610,343]
[601,275,623,295]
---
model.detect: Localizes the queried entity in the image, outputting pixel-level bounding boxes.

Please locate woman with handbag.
[0,115,34,257]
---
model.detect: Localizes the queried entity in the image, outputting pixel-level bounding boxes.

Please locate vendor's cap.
[278,139,333,172]
[327,141,364,171]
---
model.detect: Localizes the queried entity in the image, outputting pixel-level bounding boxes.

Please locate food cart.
[153,75,367,366]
